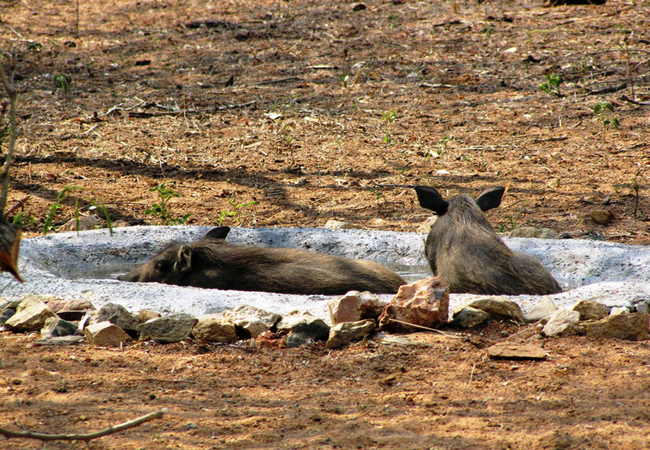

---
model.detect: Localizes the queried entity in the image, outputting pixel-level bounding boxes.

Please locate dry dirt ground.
[1,0,650,448]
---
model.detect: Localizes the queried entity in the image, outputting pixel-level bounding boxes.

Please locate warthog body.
[118,227,405,295]
[415,186,561,295]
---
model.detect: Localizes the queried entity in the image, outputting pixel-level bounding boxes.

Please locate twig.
[0,408,168,443]
[3,196,28,219]
[387,319,465,338]
[256,76,301,86]
[468,363,476,384]
[0,64,18,214]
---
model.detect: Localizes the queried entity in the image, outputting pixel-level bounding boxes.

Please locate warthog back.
[415,186,561,295]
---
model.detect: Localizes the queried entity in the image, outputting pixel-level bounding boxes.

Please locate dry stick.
[0,64,18,214]
[468,363,477,385]
[0,408,168,443]
[3,196,28,219]
[387,319,465,339]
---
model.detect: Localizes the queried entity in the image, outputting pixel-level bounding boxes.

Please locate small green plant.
[498,215,518,234]
[481,24,494,39]
[11,211,35,230]
[90,199,114,235]
[593,101,620,130]
[217,199,258,226]
[540,74,563,97]
[145,182,191,225]
[382,109,398,144]
[338,74,351,89]
[42,186,82,234]
[53,74,72,94]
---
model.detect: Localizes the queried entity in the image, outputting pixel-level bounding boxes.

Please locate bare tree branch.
[0,63,18,214]
[0,408,168,442]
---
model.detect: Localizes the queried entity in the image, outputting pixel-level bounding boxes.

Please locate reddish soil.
[1,0,650,448]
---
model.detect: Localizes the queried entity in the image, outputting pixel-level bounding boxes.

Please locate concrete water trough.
[3,226,650,322]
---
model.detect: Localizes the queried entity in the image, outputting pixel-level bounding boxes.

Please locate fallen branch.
[0,408,168,443]
[387,319,465,339]
[3,196,28,219]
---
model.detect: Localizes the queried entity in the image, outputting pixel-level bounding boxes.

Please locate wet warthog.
[415,186,561,295]
[118,227,405,295]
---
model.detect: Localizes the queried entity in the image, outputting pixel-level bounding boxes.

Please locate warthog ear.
[415,186,449,215]
[475,186,506,212]
[204,227,230,240]
[174,245,192,273]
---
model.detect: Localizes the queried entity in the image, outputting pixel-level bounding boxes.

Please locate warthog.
[415,186,561,295]
[118,227,405,295]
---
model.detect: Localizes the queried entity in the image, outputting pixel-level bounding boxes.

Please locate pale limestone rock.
[222,305,281,338]
[326,319,376,349]
[542,309,580,337]
[525,297,558,322]
[328,291,386,325]
[192,315,237,343]
[4,295,57,332]
[85,321,131,347]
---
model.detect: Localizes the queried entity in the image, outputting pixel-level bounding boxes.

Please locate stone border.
[1,226,650,322]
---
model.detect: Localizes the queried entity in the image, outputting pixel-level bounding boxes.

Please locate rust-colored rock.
[378,277,449,333]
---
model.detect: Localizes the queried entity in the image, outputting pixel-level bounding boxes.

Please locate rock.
[138,309,162,323]
[461,297,526,326]
[590,209,614,225]
[192,314,237,343]
[4,295,57,332]
[137,316,199,344]
[328,291,387,325]
[0,307,16,325]
[85,321,132,347]
[582,312,649,341]
[525,297,558,322]
[510,227,560,239]
[610,306,630,316]
[222,305,281,338]
[324,220,357,230]
[487,343,547,360]
[326,319,376,349]
[572,300,608,321]
[255,330,287,348]
[1,298,22,312]
[58,215,102,232]
[46,297,95,314]
[634,301,650,314]
[90,303,140,333]
[40,317,78,339]
[276,310,320,332]
[542,309,580,337]
[34,335,85,346]
[452,306,490,328]
[46,298,95,321]
[287,319,330,348]
[0,299,20,325]
[351,3,367,11]
[378,277,449,332]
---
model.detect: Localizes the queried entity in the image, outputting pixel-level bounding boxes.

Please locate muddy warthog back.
[118,227,405,295]
[415,186,561,295]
